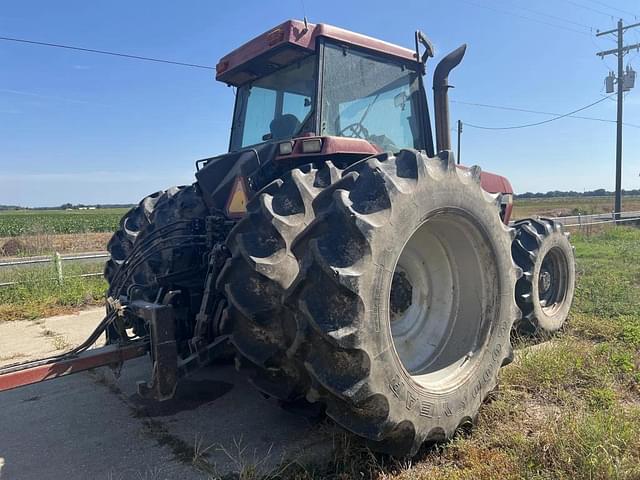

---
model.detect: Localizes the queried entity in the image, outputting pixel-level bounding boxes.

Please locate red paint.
[275,135,381,161]
[0,343,147,393]
[479,170,514,223]
[217,20,418,85]
[454,165,515,224]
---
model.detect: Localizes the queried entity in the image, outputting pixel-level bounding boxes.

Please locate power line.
[505,2,595,30]
[463,95,620,130]
[582,0,639,19]
[458,0,593,36]
[452,99,640,127]
[3,30,638,133]
[0,36,216,70]
[562,0,625,20]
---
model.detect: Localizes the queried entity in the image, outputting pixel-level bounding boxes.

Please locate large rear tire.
[217,162,341,400]
[104,185,209,341]
[222,150,521,456]
[512,218,575,334]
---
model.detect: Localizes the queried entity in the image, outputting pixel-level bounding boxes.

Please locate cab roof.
[215,19,418,86]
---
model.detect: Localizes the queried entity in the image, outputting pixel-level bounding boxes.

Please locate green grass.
[0,208,128,237]
[0,261,106,321]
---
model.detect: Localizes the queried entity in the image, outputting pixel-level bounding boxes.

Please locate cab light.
[225,176,249,218]
[301,138,322,153]
[279,141,294,155]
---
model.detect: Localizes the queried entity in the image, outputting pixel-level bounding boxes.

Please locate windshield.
[321,43,422,152]
[230,55,316,151]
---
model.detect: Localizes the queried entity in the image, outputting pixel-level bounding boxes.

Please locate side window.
[283,92,311,124]
[241,87,276,147]
[230,55,316,151]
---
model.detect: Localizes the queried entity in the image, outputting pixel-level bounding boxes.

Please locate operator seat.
[270,114,300,141]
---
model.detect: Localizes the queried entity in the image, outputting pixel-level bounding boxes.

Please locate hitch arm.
[0,341,148,393]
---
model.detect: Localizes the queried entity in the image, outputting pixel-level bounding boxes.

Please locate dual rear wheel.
[219,150,522,455]
[103,151,576,457]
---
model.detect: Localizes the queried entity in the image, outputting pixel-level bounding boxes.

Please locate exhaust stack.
[433,44,467,153]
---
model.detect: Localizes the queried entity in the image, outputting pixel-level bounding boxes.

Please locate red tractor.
[1,20,575,457]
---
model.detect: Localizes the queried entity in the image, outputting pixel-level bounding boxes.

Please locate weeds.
[0,261,106,321]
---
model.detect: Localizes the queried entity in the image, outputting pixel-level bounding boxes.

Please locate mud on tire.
[217,162,341,400]
[104,184,209,302]
[222,150,521,456]
[512,217,576,334]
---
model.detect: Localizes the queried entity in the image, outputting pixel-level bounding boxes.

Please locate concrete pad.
[0,311,335,479]
[0,309,105,368]
[43,308,106,350]
[0,321,47,367]
[94,358,335,477]
[0,363,198,480]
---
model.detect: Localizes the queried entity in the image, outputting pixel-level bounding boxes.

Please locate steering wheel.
[339,122,370,140]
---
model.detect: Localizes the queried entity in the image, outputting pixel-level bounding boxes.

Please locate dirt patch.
[0,232,111,257]
[1,238,27,256]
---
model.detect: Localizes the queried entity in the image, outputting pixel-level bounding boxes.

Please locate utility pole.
[596,20,640,221]
[456,120,462,164]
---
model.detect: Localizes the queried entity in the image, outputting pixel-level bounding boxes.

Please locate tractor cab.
[217,20,433,157]
[196,19,512,221]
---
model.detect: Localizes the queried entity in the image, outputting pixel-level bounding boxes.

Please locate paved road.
[0,331,334,479]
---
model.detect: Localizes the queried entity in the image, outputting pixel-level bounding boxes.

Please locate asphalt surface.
[0,350,334,479]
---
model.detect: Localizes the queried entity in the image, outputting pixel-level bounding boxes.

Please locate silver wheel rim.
[539,246,569,316]
[389,211,498,388]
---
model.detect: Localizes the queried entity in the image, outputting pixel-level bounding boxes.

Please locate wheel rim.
[538,246,569,315]
[389,210,499,388]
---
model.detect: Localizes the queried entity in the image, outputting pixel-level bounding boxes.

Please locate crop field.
[0,208,128,237]
[512,195,640,220]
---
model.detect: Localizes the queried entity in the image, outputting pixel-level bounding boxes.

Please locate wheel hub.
[388,211,496,386]
[538,247,569,315]
[539,269,552,294]
[390,270,413,321]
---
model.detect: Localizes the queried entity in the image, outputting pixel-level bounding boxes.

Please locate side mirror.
[414,30,435,72]
[394,91,408,111]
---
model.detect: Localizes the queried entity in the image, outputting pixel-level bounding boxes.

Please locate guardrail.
[546,211,640,228]
[0,252,109,288]
[1,208,639,288]
[0,252,109,268]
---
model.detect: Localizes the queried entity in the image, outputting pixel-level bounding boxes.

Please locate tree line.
[516,189,640,199]
[0,203,135,211]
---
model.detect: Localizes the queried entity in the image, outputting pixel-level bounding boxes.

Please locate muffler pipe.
[433,44,467,153]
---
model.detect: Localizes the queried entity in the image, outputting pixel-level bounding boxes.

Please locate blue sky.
[1,0,639,206]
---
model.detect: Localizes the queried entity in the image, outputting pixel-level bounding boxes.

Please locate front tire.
[512,218,575,334]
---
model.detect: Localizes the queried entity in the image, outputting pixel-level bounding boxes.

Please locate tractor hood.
[195,142,278,215]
